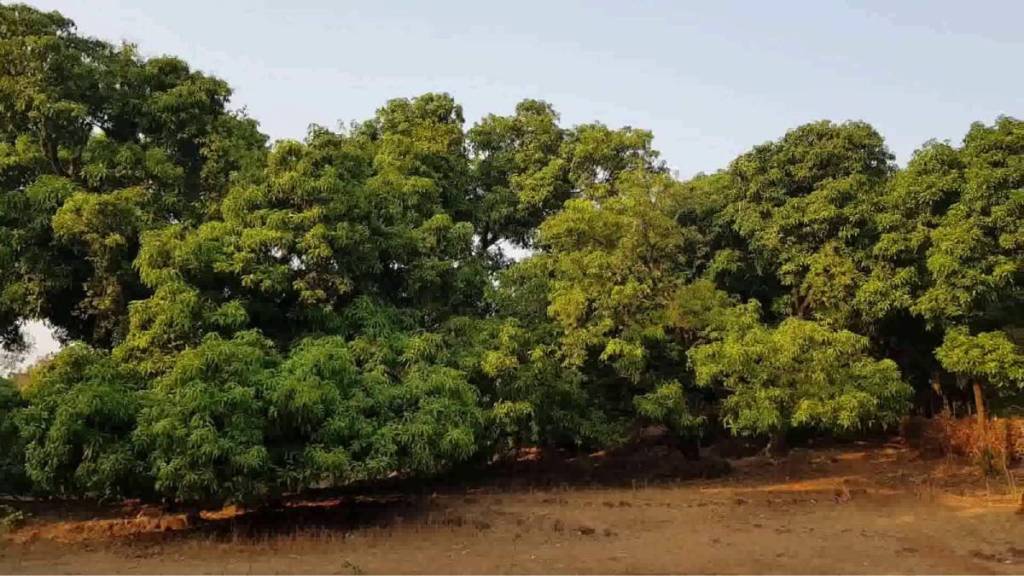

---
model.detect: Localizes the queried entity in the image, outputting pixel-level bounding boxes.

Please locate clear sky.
[26,0,1024,174]
[14,0,1024,369]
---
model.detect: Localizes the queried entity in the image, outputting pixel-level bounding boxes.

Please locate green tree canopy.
[723,121,894,327]
[690,318,911,453]
[0,3,265,349]
[15,344,141,498]
[4,2,1022,507]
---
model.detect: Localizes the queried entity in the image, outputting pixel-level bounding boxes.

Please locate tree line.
[0,4,1022,506]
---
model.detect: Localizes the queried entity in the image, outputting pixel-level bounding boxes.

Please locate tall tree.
[910,119,1024,422]
[468,100,570,259]
[0,3,266,349]
[723,121,894,327]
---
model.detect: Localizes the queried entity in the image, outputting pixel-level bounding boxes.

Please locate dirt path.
[2,442,1022,574]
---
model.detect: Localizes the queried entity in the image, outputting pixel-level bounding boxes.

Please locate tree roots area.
[2,439,1022,574]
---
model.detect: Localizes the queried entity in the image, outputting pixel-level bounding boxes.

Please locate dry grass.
[2,439,1023,574]
[903,415,1024,512]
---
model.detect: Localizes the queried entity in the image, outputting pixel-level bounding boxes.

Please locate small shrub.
[16,345,143,498]
[0,504,25,532]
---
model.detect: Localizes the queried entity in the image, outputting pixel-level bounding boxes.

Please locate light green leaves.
[691,319,911,437]
[936,327,1024,391]
[135,332,277,505]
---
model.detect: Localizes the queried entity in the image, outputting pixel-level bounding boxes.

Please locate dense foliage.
[0,4,1020,505]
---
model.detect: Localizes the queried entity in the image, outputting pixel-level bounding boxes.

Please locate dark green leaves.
[3,2,1022,506]
[16,344,141,498]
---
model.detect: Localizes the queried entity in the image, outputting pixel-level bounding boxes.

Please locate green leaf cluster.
[1,4,1021,505]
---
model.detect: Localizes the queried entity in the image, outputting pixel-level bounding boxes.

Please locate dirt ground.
[2,440,1023,574]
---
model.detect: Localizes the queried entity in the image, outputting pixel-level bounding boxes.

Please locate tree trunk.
[972,380,987,430]
[764,429,788,457]
[931,370,949,415]
[678,436,701,461]
[184,508,202,527]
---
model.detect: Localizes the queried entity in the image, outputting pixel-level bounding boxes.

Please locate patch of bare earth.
[1,440,1022,574]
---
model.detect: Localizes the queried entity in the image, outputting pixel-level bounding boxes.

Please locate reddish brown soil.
[2,441,1022,574]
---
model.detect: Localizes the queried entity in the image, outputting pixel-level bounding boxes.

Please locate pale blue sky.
[27,0,1024,175]
[14,0,1024,368]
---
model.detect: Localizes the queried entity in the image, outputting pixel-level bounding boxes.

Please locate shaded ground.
[2,440,1022,574]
